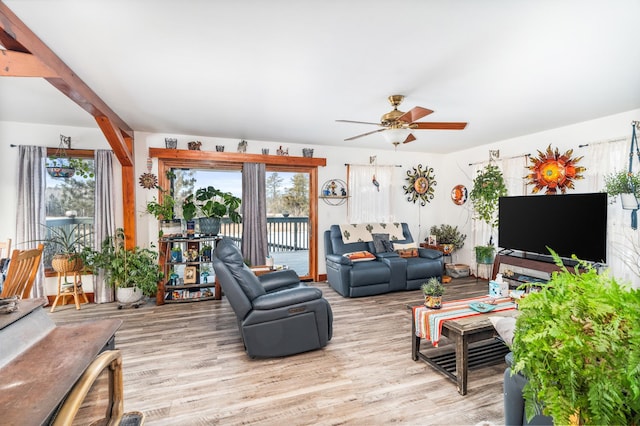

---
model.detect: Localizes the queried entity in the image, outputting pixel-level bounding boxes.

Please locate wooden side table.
[50,270,89,312]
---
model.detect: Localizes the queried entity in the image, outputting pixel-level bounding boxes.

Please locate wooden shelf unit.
[157,236,221,305]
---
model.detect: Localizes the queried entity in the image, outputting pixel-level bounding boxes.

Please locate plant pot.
[46,166,76,178]
[185,220,196,238]
[164,138,177,149]
[424,295,442,309]
[198,217,221,235]
[160,219,182,237]
[51,254,84,273]
[116,287,144,304]
[170,250,182,263]
[620,193,639,210]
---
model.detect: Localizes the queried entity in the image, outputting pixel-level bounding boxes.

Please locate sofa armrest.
[418,248,443,259]
[252,286,323,310]
[326,253,352,265]
[259,269,300,292]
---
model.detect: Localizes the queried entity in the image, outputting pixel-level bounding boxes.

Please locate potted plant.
[145,171,181,237]
[170,245,183,263]
[474,244,496,265]
[421,277,445,309]
[603,170,640,210]
[512,250,640,425]
[200,243,213,261]
[182,194,198,237]
[194,186,242,235]
[470,163,508,228]
[43,224,90,273]
[82,228,163,303]
[428,224,466,254]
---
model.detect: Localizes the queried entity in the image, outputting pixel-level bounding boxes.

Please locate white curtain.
[584,136,639,287]
[93,150,116,303]
[16,145,46,298]
[348,165,396,223]
[471,156,527,278]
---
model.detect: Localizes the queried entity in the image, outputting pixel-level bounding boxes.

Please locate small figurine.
[329,180,337,196]
[237,139,248,153]
[340,187,347,196]
[188,141,202,150]
[276,146,289,156]
[372,174,380,191]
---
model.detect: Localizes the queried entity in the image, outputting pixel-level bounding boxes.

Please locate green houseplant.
[43,224,91,273]
[194,186,242,235]
[512,251,640,425]
[474,244,496,265]
[82,228,163,300]
[470,163,508,228]
[603,170,640,209]
[421,277,445,309]
[429,224,467,253]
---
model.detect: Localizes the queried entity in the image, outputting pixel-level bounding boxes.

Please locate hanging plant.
[46,134,94,179]
[469,163,507,228]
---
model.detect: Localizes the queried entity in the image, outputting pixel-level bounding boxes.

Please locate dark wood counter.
[0,298,121,425]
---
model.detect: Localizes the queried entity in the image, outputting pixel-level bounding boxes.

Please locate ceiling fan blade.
[396,107,433,123]
[402,133,417,144]
[336,119,381,126]
[344,128,387,141]
[412,122,468,130]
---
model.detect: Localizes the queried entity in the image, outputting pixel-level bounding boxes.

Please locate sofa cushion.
[342,251,376,262]
[489,316,517,347]
[372,233,394,253]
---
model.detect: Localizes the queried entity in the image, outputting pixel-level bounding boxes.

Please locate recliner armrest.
[252,287,323,310]
[259,269,300,292]
[326,253,352,265]
[418,248,443,259]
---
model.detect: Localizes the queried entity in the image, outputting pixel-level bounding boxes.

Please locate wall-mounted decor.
[451,185,468,205]
[526,144,586,194]
[320,179,348,206]
[403,164,436,206]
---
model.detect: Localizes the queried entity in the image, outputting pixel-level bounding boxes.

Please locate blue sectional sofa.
[324,223,443,297]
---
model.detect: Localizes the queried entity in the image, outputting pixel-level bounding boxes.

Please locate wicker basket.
[51,254,84,273]
[445,263,470,278]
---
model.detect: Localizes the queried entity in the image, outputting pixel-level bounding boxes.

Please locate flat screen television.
[498,193,607,263]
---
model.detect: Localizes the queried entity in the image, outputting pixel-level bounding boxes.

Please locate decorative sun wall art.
[403,164,436,206]
[525,144,586,194]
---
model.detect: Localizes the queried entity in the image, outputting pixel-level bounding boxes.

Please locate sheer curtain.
[585,137,639,287]
[93,150,116,303]
[241,163,268,266]
[16,145,46,298]
[471,156,527,278]
[348,165,396,223]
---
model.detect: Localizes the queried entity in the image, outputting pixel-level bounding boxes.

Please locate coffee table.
[409,301,516,395]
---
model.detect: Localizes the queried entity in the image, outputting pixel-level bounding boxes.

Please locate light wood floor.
[49,277,507,425]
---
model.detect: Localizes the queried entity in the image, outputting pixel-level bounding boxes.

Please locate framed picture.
[428,235,437,246]
[183,266,197,284]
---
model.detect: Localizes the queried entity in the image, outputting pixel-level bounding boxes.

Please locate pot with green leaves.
[182,194,197,237]
[470,163,508,228]
[512,250,640,425]
[429,224,467,254]
[194,186,242,235]
[82,228,163,303]
[603,170,640,210]
[474,245,496,264]
[421,277,445,309]
[43,224,90,273]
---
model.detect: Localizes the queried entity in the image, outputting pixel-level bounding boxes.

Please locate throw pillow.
[342,251,376,262]
[489,316,517,347]
[393,241,418,251]
[372,233,394,253]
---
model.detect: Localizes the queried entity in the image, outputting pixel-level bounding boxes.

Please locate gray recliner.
[212,238,333,358]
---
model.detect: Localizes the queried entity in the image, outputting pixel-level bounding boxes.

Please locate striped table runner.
[413,296,516,347]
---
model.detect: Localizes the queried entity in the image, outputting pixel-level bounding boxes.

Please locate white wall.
[2,108,640,294]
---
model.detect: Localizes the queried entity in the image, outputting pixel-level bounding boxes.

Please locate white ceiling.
[2,0,639,154]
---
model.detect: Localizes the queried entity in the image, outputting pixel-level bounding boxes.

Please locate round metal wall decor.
[526,144,586,194]
[403,164,436,206]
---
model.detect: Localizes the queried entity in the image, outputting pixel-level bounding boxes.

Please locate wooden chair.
[0,244,44,299]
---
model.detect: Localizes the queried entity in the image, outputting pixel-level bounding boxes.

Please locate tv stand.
[491,253,568,285]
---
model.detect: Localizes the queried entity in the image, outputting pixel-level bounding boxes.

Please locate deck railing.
[43,216,308,267]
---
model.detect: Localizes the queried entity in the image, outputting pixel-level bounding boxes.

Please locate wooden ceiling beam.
[0,49,57,77]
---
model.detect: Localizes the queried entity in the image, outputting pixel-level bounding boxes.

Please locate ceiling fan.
[337,95,467,146]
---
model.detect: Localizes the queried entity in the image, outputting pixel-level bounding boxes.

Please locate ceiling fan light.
[384,128,410,144]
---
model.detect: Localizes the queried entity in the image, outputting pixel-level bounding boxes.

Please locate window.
[44,156,95,269]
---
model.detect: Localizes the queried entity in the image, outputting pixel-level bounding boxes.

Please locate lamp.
[383,127,411,145]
